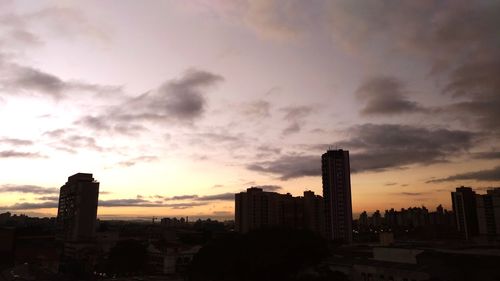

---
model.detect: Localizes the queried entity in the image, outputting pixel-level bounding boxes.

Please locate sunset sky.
[0,0,499,220]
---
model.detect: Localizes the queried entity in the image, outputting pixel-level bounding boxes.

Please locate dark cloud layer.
[428,166,500,183]
[0,198,209,210]
[251,185,282,191]
[281,106,312,135]
[78,69,223,134]
[248,123,476,179]
[0,184,58,194]
[196,193,235,201]
[118,156,158,167]
[338,124,476,173]
[0,201,58,210]
[0,138,33,146]
[472,152,500,160]
[247,154,319,180]
[166,195,199,201]
[356,77,425,115]
[0,58,120,99]
[400,192,425,196]
[243,100,271,118]
[442,61,500,131]
[0,150,43,158]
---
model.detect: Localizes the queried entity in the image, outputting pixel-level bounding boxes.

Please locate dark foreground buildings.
[235,187,324,235]
[322,149,353,243]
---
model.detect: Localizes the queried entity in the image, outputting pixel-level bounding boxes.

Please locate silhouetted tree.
[105,239,147,276]
[188,228,329,281]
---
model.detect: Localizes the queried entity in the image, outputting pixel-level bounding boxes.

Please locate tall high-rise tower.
[57,173,99,241]
[322,149,352,243]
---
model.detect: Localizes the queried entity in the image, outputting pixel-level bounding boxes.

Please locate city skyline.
[1,1,500,219]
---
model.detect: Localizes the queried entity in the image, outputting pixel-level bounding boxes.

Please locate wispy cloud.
[0,184,58,194]
[427,166,500,183]
[0,138,34,146]
[78,69,224,134]
[356,76,426,115]
[0,150,45,158]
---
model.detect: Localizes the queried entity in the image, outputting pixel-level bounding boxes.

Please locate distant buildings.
[160,217,189,228]
[451,186,479,240]
[476,187,500,239]
[235,187,324,235]
[322,149,353,243]
[57,173,100,242]
[357,205,455,232]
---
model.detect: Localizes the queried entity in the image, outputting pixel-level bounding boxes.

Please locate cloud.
[60,135,104,152]
[0,138,33,146]
[153,69,224,120]
[281,105,312,135]
[0,184,58,194]
[0,150,45,158]
[234,0,322,40]
[78,69,223,133]
[0,201,58,210]
[0,59,120,99]
[441,61,500,131]
[168,202,209,209]
[336,124,476,173]
[400,192,425,196]
[43,129,68,138]
[0,198,209,210]
[197,193,235,201]
[472,151,500,160]
[251,185,282,191]
[99,199,153,207]
[98,198,208,209]
[36,196,59,201]
[165,193,236,201]
[356,76,426,115]
[213,1,500,134]
[324,1,500,70]
[256,145,281,155]
[43,129,106,153]
[282,122,301,135]
[249,123,476,179]
[242,100,271,118]
[247,154,319,180]
[166,195,199,201]
[427,166,500,183]
[118,156,159,167]
[282,105,312,121]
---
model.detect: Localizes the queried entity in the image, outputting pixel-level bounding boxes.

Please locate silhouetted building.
[160,217,189,228]
[451,186,479,240]
[235,187,324,234]
[476,187,500,239]
[371,210,382,227]
[322,149,353,243]
[303,190,325,234]
[57,173,100,242]
[358,211,368,231]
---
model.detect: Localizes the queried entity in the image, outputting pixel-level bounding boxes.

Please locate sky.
[0,0,499,220]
